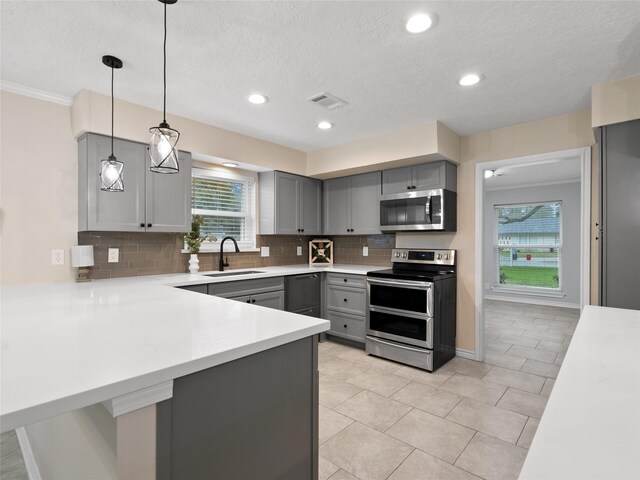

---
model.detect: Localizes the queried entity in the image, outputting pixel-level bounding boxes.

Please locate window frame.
[189,167,257,253]
[492,200,564,296]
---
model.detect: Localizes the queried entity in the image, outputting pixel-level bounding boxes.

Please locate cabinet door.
[381,166,412,195]
[412,162,446,192]
[350,172,381,234]
[251,290,284,310]
[85,134,146,232]
[299,177,322,235]
[275,172,300,234]
[323,177,350,235]
[145,150,192,232]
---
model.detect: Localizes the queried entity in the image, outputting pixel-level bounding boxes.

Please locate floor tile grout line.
[381,447,416,480]
[451,429,478,467]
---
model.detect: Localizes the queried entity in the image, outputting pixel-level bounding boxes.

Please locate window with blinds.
[493,201,562,291]
[191,168,256,250]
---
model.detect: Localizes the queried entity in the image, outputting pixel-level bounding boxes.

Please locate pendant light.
[149,0,180,174]
[100,55,124,192]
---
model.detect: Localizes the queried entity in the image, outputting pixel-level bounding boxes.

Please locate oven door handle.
[366,336,429,354]
[367,278,433,290]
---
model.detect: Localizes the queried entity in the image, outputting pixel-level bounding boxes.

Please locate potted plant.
[184,215,215,273]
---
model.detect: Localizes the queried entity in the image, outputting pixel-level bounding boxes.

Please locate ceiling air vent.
[307,92,348,110]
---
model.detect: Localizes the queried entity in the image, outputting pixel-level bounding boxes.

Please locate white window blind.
[493,201,562,291]
[191,168,256,250]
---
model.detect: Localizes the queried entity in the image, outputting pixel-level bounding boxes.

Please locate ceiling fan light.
[149,124,180,173]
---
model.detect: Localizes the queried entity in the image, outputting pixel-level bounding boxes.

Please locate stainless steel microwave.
[379,188,457,232]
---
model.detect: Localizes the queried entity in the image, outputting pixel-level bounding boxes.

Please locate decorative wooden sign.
[309,239,333,265]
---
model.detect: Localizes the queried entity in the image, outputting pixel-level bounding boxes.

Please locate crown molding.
[1,81,73,106]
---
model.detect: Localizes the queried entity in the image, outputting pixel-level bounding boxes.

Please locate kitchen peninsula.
[0,266,389,479]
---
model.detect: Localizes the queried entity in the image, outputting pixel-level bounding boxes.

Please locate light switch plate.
[297,246,302,256]
[261,246,270,257]
[362,246,369,257]
[52,249,64,265]
[108,248,119,263]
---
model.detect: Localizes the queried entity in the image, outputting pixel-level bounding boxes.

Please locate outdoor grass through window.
[494,202,562,290]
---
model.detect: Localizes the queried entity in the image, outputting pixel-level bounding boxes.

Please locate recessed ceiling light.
[317,121,333,130]
[459,74,482,86]
[247,94,268,105]
[406,13,433,33]
[222,162,239,168]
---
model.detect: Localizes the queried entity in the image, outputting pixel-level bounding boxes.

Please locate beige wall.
[592,74,640,127]
[0,91,78,284]
[72,90,307,175]
[306,121,460,179]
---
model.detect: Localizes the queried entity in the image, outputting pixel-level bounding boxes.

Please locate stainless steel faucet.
[219,237,240,271]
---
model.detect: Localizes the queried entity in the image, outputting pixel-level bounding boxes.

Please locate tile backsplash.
[78,232,394,280]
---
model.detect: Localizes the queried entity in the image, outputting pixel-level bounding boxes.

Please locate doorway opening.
[474,148,591,361]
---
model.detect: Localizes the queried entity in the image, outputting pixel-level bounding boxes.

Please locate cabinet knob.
[301,229,304,233]
[147,223,152,228]
[406,186,411,190]
[411,185,416,189]
[343,278,347,282]
[343,324,347,328]
[246,300,251,303]
[343,298,347,302]
[251,299,256,303]
[140,223,145,228]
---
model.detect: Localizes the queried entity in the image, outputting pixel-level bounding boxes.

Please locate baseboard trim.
[455,348,476,360]
[15,427,42,480]
[485,294,579,310]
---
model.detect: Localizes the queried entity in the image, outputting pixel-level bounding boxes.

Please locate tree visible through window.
[191,168,255,248]
[494,202,562,290]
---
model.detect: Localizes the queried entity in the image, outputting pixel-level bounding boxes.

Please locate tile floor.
[0,300,578,480]
[319,300,579,480]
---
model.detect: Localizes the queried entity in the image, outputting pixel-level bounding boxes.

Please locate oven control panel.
[391,249,455,266]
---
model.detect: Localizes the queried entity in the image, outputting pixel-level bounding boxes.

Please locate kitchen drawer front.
[326,273,366,289]
[326,285,366,316]
[327,311,365,343]
[208,277,284,298]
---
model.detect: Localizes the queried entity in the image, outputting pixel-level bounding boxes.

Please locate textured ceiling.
[1,1,639,152]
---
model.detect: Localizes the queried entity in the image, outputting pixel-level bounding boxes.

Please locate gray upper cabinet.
[323,171,381,235]
[381,160,457,196]
[78,133,192,232]
[259,171,322,235]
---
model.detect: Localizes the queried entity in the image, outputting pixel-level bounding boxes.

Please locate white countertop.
[0,264,386,432]
[519,305,640,480]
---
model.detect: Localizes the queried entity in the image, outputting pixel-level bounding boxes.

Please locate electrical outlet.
[297,246,302,256]
[52,249,65,265]
[108,248,119,263]
[362,246,369,257]
[261,246,270,257]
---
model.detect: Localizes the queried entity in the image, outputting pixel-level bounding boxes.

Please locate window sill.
[181,247,260,254]
[491,285,566,298]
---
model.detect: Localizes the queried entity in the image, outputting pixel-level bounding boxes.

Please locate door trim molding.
[16,427,42,480]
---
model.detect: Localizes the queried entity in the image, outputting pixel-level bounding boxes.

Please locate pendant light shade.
[100,55,124,192]
[149,0,180,174]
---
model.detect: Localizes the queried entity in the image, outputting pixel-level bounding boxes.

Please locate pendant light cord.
[163,1,167,123]
[111,66,115,156]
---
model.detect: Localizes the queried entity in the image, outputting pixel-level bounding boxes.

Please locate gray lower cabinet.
[231,290,285,310]
[381,160,457,196]
[157,336,318,480]
[323,172,381,235]
[78,132,192,232]
[209,277,285,310]
[259,171,322,235]
[325,273,367,343]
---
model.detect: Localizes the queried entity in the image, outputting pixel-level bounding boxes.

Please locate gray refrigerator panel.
[601,119,640,310]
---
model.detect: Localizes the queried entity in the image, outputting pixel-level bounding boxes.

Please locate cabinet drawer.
[208,277,284,298]
[327,311,365,343]
[326,285,366,316]
[326,273,366,289]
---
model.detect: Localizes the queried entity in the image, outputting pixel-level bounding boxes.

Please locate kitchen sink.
[203,270,265,278]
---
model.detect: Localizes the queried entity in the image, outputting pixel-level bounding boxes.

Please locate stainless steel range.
[365,248,456,372]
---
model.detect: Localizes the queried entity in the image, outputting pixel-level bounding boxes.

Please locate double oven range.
[366,249,456,372]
